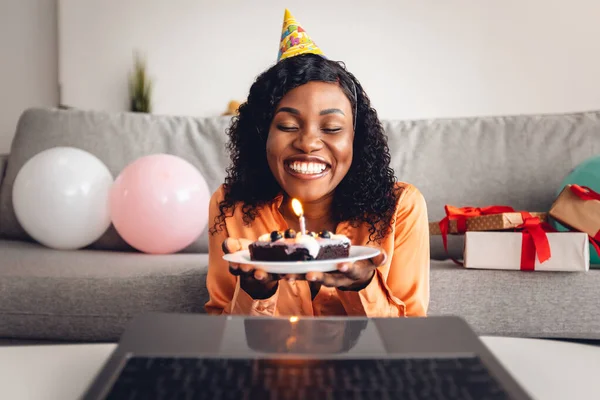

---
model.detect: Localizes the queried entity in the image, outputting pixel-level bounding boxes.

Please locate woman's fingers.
[337,262,350,272]
[230,263,285,283]
[228,263,241,276]
[230,266,282,283]
[337,262,363,280]
[239,263,253,273]
[321,272,354,288]
[229,262,255,278]
[222,239,232,254]
[306,271,323,282]
[229,248,385,287]
[222,238,253,254]
[307,260,377,288]
[226,244,386,287]
[284,273,306,283]
[307,271,348,286]
[370,248,387,266]
[254,269,281,282]
[253,269,268,281]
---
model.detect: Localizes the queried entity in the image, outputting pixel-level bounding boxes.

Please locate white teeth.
[288,161,327,175]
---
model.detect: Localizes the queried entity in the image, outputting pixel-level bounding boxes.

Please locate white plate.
[222,246,381,273]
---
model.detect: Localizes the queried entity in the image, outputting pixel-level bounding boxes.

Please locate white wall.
[0,0,58,153]
[59,0,600,120]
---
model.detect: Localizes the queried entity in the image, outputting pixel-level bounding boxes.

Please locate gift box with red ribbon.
[430,205,547,262]
[464,231,589,271]
[549,184,600,241]
[434,206,590,271]
[429,205,547,236]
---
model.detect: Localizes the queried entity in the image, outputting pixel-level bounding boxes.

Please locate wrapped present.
[464,231,589,271]
[429,209,547,235]
[549,184,600,241]
[431,205,548,264]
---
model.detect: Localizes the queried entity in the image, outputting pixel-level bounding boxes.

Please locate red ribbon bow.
[439,206,555,269]
[439,205,515,263]
[517,213,553,270]
[568,185,600,250]
[569,184,600,202]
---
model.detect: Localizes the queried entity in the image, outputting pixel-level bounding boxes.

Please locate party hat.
[277,9,324,62]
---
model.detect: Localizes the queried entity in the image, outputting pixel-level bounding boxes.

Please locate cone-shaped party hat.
[277,9,324,62]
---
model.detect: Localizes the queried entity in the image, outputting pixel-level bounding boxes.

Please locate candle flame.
[291,199,303,216]
[289,316,299,323]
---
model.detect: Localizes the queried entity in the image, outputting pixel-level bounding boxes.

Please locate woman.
[205,12,429,317]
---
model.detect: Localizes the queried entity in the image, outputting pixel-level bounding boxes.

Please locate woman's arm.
[204,187,280,315]
[336,185,430,317]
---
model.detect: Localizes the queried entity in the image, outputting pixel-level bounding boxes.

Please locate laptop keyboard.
[105,356,511,400]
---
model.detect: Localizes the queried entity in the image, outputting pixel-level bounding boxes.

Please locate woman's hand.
[305,249,387,291]
[222,238,281,300]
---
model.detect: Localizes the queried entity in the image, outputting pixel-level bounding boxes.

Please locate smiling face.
[266,81,354,204]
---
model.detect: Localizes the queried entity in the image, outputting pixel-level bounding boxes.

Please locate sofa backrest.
[2,107,600,258]
[0,108,231,253]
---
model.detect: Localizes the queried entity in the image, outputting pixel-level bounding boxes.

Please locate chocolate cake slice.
[248,229,350,262]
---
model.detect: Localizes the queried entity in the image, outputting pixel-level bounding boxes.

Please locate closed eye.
[278,125,299,132]
[322,128,342,133]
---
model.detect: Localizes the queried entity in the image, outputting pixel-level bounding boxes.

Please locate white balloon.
[12,146,114,250]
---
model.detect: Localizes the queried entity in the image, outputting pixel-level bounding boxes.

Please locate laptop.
[81,313,532,399]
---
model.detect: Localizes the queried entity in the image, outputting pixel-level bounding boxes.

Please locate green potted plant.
[129,51,153,113]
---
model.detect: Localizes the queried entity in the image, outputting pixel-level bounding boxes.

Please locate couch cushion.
[428,260,600,339]
[2,237,598,341]
[0,108,231,253]
[383,111,600,259]
[0,239,209,341]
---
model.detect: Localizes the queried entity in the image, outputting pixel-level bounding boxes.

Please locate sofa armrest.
[0,154,7,188]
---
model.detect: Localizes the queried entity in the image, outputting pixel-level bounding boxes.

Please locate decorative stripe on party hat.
[278,9,324,62]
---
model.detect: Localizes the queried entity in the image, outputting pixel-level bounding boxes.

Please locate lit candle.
[291,199,306,236]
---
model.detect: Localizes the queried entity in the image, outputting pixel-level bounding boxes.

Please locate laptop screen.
[218,317,389,357]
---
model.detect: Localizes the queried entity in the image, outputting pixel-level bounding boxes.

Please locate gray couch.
[1,107,599,342]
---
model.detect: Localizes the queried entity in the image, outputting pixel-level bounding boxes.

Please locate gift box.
[549,184,600,241]
[432,205,550,266]
[464,231,589,271]
[429,211,547,235]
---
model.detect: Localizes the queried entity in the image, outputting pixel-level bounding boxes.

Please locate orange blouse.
[205,182,430,317]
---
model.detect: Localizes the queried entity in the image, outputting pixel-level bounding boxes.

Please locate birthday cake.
[248,229,351,262]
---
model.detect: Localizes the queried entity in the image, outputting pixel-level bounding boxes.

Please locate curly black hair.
[211,53,400,243]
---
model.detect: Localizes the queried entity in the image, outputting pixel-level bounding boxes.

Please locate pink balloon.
[109,154,210,254]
